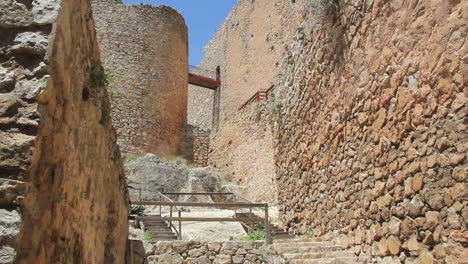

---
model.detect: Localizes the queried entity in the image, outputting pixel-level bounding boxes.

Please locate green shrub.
[222,172,234,182]
[267,100,282,114]
[173,156,188,165]
[125,154,142,163]
[143,231,153,241]
[129,205,145,216]
[213,120,221,130]
[307,0,339,22]
[243,230,266,241]
[303,230,315,238]
[310,0,338,14]
[241,228,276,241]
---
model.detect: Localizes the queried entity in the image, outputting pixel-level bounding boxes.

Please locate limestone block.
[0,66,15,91]
[0,0,32,28]
[32,0,60,25]
[11,32,49,55]
[213,255,232,264]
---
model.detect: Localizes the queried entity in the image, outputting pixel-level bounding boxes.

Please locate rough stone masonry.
[273,0,467,262]
[0,0,128,263]
[91,0,189,159]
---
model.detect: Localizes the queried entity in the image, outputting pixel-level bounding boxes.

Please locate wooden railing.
[131,192,271,244]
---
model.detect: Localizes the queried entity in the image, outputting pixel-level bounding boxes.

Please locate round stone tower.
[91,0,188,158]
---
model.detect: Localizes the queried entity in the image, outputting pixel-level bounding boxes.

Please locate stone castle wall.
[273,0,467,262]
[192,127,210,166]
[91,0,188,158]
[179,125,210,166]
[189,0,307,202]
[0,0,128,263]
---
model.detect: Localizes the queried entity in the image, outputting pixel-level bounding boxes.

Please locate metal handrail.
[132,193,272,245]
[156,192,182,240]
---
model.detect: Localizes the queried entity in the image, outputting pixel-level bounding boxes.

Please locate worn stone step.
[274,238,329,244]
[284,250,355,260]
[273,241,335,248]
[289,256,364,264]
[147,225,172,229]
[153,237,178,241]
[146,226,171,229]
[153,235,177,240]
[148,231,175,235]
[273,245,343,254]
[275,235,297,240]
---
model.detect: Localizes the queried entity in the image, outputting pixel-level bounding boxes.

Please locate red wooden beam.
[188,73,220,90]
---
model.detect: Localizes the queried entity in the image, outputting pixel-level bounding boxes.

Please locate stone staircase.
[272,238,369,264]
[235,212,296,240]
[143,218,178,241]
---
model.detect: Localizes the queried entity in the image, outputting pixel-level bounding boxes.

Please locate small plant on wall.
[305,0,339,25]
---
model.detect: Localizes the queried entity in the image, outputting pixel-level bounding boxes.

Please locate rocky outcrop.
[1,0,128,263]
[273,0,467,262]
[125,154,225,201]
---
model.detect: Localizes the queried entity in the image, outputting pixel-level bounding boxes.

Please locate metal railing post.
[249,207,254,231]
[159,194,162,216]
[234,195,237,215]
[265,204,271,245]
[169,205,173,228]
[178,210,182,240]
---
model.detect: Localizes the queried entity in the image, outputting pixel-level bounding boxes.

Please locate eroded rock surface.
[1,0,128,263]
[125,154,225,202]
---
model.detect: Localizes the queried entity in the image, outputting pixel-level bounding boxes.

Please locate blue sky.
[123,0,238,66]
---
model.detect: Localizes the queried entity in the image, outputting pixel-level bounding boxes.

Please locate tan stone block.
[406,160,421,175]
[404,178,414,197]
[425,211,440,231]
[377,237,390,257]
[405,235,421,252]
[450,183,466,200]
[449,153,465,165]
[433,244,446,258]
[388,217,401,235]
[372,108,387,134]
[415,249,435,264]
[451,92,466,111]
[387,236,402,255]
[433,226,442,243]
[412,173,424,192]
[450,230,468,243]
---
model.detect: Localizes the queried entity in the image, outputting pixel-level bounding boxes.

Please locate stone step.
[148,231,175,235]
[146,225,171,228]
[273,242,335,248]
[289,256,363,264]
[274,238,329,244]
[153,237,178,241]
[275,235,297,240]
[284,250,355,260]
[273,245,343,254]
[147,223,171,226]
[152,235,178,240]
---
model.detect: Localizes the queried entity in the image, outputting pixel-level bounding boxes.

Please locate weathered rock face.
[91,0,189,158]
[273,0,467,262]
[0,0,128,263]
[125,154,225,201]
